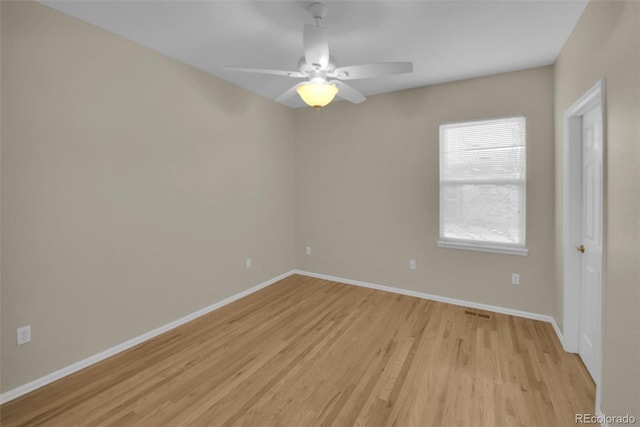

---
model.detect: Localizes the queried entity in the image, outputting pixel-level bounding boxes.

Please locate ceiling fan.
[224,2,413,109]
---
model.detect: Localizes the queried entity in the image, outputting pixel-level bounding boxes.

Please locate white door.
[578,104,603,382]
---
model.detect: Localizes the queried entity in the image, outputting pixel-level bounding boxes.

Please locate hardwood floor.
[1,274,595,426]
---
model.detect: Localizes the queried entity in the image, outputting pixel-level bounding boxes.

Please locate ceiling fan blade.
[223,66,305,78]
[303,24,329,68]
[275,82,305,104]
[331,80,366,104]
[331,62,413,80]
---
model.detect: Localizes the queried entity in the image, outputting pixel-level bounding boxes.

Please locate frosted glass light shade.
[296,82,339,109]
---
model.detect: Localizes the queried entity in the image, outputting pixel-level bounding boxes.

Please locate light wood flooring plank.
[0,274,595,426]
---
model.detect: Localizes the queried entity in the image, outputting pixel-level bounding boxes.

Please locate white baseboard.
[1,269,565,406]
[550,316,564,348]
[0,270,296,405]
[294,270,564,343]
[597,409,609,427]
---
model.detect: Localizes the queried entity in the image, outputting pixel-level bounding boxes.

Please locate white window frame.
[437,115,528,256]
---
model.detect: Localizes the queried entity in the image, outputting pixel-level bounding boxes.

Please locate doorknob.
[577,245,585,253]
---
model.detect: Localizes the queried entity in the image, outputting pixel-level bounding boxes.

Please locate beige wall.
[0,0,3,397]
[554,0,640,418]
[0,1,295,392]
[294,66,556,316]
[2,0,638,416]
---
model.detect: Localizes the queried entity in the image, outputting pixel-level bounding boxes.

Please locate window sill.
[437,240,528,256]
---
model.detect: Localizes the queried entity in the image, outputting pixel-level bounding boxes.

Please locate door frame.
[562,79,606,405]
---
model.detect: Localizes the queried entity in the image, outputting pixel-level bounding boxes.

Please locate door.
[578,104,603,382]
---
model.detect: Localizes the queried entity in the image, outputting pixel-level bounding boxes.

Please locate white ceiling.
[40,0,588,108]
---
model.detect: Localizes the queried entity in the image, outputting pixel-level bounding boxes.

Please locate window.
[438,116,527,256]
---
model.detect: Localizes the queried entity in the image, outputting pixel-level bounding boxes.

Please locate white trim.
[596,388,604,427]
[550,317,564,348]
[439,115,527,255]
[562,79,605,421]
[440,113,527,128]
[0,269,568,405]
[437,240,528,256]
[597,410,608,427]
[562,79,605,354]
[0,270,296,405]
[294,270,562,340]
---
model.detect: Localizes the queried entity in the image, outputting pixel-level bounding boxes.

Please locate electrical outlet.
[409,259,416,270]
[512,273,520,285]
[246,258,252,269]
[17,325,31,345]
[306,246,311,255]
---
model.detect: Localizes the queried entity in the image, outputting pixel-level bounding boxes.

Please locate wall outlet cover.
[17,325,31,345]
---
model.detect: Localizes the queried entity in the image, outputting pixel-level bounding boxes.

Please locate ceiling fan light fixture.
[296,82,339,109]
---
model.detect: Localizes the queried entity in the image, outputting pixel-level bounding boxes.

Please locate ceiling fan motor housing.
[298,55,336,75]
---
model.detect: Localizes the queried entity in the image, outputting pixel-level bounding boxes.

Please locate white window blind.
[438,116,527,255]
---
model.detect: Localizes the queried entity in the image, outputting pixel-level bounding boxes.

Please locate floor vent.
[464,310,490,319]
